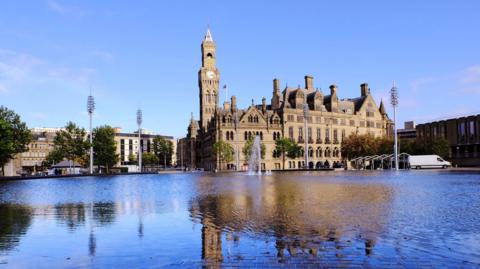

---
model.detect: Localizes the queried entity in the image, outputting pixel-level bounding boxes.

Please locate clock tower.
[199,28,220,130]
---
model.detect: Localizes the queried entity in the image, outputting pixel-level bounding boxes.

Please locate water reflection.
[190,174,394,265]
[0,172,479,267]
[0,204,33,252]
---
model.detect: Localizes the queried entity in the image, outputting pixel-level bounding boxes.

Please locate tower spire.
[379,99,386,115]
[204,26,213,42]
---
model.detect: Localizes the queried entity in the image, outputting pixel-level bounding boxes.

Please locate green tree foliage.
[128,153,137,164]
[92,125,119,173]
[242,137,266,159]
[142,152,159,166]
[273,138,303,169]
[152,137,174,167]
[42,149,64,167]
[0,106,32,175]
[341,134,393,160]
[430,138,450,159]
[53,122,89,166]
[212,140,234,170]
[402,137,450,159]
[342,134,451,160]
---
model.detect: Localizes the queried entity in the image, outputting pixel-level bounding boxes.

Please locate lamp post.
[390,81,399,170]
[87,92,95,174]
[137,108,143,172]
[303,102,309,169]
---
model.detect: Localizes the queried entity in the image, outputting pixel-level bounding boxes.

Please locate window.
[333,129,338,141]
[289,127,294,139]
[350,120,355,126]
[298,127,303,139]
[469,121,475,135]
[308,128,312,140]
[287,115,294,121]
[341,129,346,141]
[459,122,465,137]
[325,128,330,139]
[316,128,321,140]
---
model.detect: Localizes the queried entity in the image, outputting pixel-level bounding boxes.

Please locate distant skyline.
[1,0,479,137]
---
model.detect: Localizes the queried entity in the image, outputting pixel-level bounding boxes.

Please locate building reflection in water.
[190,174,394,265]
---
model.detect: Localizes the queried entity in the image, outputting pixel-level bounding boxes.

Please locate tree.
[42,149,64,167]
[53,122,89,168]
[212,140,234,170]
[430,138,450,159]
[152,137,174,168]
[0,106,32,176]
[128,153,137,165]
[142,152,159,166]
[341,133,379,160]
[242,137,266,159]
[92,125,119,173]
[274,138,295,170]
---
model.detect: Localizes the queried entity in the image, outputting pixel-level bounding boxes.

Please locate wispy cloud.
[409,76,436,94]
[46,0,85,17]
[90,50,115,64]
[457,65,480,84]
[0,48,95,93]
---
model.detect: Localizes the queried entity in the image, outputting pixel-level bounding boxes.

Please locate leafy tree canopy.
[0,106,32,175]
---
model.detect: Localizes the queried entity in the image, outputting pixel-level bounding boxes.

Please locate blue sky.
[1,0,479,137]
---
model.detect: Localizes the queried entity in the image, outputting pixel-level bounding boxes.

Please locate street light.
[87,91,95,174]
[390,81,399,170]
[137,108,143,172]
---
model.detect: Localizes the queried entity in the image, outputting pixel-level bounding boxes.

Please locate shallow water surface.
[0,171,479,268]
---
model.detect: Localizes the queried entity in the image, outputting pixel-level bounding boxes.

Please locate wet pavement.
[0,170,479,268]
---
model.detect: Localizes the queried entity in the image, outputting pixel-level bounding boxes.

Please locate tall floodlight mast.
[87,91,95,174]
[137,108,143,172]
[390,81,399,171]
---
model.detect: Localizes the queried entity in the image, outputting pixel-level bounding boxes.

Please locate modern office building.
[416,114,480,166]
[113,128,175,167]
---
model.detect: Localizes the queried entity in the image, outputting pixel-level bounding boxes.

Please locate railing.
[308,138,314,144]
[298,138,305,143]
[333,139,339,144]
[316,138,323,144]
[325,138,331,144]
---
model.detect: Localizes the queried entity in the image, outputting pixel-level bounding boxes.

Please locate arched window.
[260,132,263,140]
[244,131,248,140]
[226,132,229,140]
[309,147,313,158]
[230,131,234,140]
[206,52,213,58]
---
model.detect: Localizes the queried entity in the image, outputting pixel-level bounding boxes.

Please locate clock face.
[206,71,215,79]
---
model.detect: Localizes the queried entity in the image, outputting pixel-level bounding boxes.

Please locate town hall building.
[177,29,393,171]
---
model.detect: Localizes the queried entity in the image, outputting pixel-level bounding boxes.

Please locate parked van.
[408,155,451,169]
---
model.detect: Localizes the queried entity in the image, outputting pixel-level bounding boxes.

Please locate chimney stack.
[273,78,280,93]
[262,97,267,113]
[231,95,237,112]
[361,83,369,97]
[329,84,337,96]
[305,75,314,90]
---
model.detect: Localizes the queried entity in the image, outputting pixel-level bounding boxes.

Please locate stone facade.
[5,127,61,176]
[179,29,392,171]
